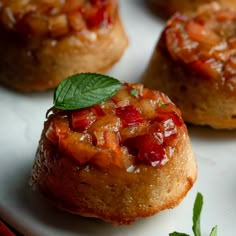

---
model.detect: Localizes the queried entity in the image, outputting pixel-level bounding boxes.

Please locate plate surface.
[0,1,236,235]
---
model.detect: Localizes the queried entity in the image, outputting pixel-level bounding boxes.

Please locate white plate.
[0,0,236,235]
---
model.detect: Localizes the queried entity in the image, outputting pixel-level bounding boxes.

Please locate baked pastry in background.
[30,74,197,225]
[0,0,128,92]
[143,3,236,129]
[148,0,236,18]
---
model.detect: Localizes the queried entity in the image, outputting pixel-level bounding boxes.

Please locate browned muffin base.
[0,16,128,92]
[143,45,236,129]
[30,120,197,225]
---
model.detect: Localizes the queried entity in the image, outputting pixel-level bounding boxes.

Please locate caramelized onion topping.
[45,83,184,170]
[0,0,117,37]
[164,4,236,83]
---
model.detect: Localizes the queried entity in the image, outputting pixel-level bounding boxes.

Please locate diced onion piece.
[48,14,68,37]
[136,99,157,119]
[89,115,121,133]
[120,124,148,142]
[26,14,48,36]
[62,0,83,12]
[45,121,58,144]
[103,131,119,150]
[111,88,133,106]
[59,134,94,165]
[186,21,220,46]
[68,11,86,31]
[94,131,105,146]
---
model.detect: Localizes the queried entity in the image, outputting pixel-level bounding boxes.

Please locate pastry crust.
[143,3,236,129]
[148,0,236,18]
[30,83,197,225]
[0,1,128,92]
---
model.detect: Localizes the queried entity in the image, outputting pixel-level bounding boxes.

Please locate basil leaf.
[169,232,190,236]
[192,192,203,236]
[209,226,217,236]
[54,73,122,110]
[169,192,217,236]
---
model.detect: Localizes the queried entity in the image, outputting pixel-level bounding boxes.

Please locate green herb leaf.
[192,192,203,236]
[159,100,169,107]
[169,232,190,236]
[209,226,217,236]
[169,192,217,236]
[130,89,139,97]
[54,73,122,110]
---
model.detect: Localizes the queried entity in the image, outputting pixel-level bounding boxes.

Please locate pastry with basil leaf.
[30,73,197,224]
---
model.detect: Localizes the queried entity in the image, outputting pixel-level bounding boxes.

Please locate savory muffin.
[148,0,236,18]
[0,0,128,91]
[143,3,236,129]
[30,73,197,225]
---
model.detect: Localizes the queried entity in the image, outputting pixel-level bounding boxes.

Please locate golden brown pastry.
[0,0,128,91]
[143,3,236,129]
[30,74,197,225]
[148,0,236,18]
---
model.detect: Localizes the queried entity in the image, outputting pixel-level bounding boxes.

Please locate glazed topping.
[46,83,184,170]
[0,0,116,37]
[164,3,236,84]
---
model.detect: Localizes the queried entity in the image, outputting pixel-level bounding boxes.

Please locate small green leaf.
[209,226,217,236]
[159,100,169,107]
[169,232,190,236]
[192,192,203,236]
[169,192,217,236]
[130,89,139,97]
[54,73,122,110]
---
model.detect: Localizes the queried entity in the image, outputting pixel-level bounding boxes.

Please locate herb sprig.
[169,193,217,236]
[54,73,122,110]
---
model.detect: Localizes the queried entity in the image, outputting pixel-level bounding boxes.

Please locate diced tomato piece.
[85,6,107,28]
[71,109,96,130]
[125,133,166,167]
[91,104,105,116]
[116,105,145,127]
[90,0,106,6]
[138,137,166,167]
[0,221,15,236]
[156,112,183,127]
